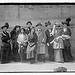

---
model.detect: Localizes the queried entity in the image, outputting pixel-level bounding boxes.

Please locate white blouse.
[17,33,28,44]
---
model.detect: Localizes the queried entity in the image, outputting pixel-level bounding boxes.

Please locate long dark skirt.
[48,44,54,61]
[63,46,73,62]
[11,41,19,61]
[1,46,11,63]
[37,54,45,62]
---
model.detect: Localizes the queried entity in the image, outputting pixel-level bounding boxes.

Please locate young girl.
[17,28,28,62]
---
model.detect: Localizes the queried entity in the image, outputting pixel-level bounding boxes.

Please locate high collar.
[3,31,7,34]
[63,28,67,32]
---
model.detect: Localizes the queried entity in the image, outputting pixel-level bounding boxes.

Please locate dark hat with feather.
[1,22,9,29]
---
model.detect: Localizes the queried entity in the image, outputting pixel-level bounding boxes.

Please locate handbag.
[29,43,35,47]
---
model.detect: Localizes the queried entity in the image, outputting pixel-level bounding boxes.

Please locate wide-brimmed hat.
[66,18,71,22]
[14,25,21,30]
[45,21,51,27]
[1,22,9,29]
[62,21,68,25]
[45,22,48,27]
[26,21,32,25]
[47,21,51,25]
[36,22,42,27]
[15,25,21,28]
[55,22,60,25]
[55,22,63,28]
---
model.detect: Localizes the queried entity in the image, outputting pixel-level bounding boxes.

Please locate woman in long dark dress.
[1,23,11,63]
[10,25,21,62]
[62,22,73,62]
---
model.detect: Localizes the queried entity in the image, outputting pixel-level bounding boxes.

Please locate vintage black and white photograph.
[0,3,75,73]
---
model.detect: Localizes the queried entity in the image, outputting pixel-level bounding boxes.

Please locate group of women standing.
[0,18,73,64]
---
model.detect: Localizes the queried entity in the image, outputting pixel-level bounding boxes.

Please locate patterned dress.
[27,32,37,59]
[17,33,28,53]
[51,28,64,63]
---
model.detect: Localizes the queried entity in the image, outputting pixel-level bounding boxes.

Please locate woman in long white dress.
[17,28,28,62]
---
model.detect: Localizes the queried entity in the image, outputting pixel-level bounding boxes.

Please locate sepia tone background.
[0,5,75,59]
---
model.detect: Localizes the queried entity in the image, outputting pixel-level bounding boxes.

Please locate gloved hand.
[47,43,49,46]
